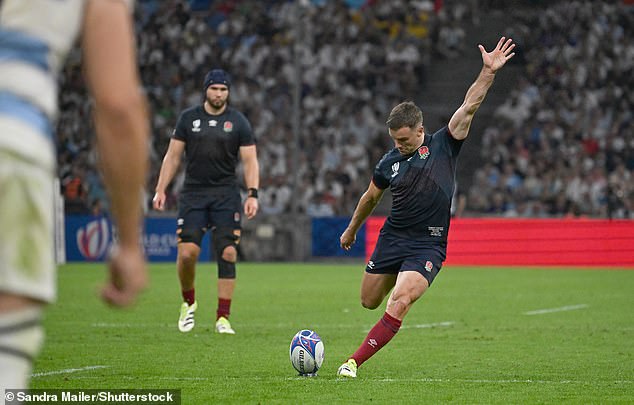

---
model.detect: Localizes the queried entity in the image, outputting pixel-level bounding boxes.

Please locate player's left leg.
[338,272,428,378]
[385,271,429,320]
[212,227,240,334]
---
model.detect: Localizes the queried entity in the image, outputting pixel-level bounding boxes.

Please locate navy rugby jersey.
[173,105,255,191]
[372,126,463,242]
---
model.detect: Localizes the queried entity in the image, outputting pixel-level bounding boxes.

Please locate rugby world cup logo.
[76,218,110,260]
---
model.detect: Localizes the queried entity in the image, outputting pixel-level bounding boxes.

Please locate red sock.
[351,312,402,367]
[217,298,231,320]
[182,289,195,306]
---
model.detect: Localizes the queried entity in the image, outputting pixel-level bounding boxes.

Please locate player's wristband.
[247,188,258,199]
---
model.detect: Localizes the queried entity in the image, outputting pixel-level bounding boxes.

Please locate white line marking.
[50,375,634,385]
[402,321,455,330]
[371,377,633,384]
[364,321,454,333]
[524,304,589,315]
[32,365,108,378]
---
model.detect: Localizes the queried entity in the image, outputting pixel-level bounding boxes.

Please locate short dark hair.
[386,101,423,130]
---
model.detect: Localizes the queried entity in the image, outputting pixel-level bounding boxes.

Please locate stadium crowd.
[467,0,634,218]
[56,0,459,216]
[56,0,633,219]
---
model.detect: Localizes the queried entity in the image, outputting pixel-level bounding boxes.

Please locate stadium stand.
[55,0,632,219]
[465,0,633,218]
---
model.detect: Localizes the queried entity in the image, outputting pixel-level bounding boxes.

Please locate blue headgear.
[203,69,231,91]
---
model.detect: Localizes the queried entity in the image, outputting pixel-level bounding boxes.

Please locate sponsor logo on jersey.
[428,226,444,237]
[76,218,110,260]
[391,162,400,178]
[224,121,233,132]
[418,145,430,159]
[425,261,433,272]
[209,120,218,127]
[192,119,201,132]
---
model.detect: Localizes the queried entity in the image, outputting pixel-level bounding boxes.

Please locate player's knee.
[217,258,236,279]
[360,295,382,310]
[178,247,199,266]
[387,296,411,318]
[221,245,237,263]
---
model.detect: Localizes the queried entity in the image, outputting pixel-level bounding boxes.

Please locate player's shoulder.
[225,106,250,122]
[375,148,401,170]
[429,125,450,140]
[180,105,203,117]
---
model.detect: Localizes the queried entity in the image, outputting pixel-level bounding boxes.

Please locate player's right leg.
[360,272,397,310]
[176,242,201,333]
[175,191,208,333]
[0,153,54,388]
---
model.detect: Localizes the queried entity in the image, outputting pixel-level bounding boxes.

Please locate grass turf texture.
[33,263,633,404]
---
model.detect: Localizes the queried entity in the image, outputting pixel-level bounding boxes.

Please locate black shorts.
[366,231,447,286]
[177,189,241,245]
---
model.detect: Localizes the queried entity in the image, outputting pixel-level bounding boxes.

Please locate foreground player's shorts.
[365,231,447,286]
[0,151,56,303]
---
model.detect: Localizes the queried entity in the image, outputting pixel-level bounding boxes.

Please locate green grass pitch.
[33,263,633,404]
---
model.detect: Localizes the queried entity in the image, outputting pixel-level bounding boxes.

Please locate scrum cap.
[204,69,231,91]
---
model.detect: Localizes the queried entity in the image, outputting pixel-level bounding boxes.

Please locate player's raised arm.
[82,0,149,307]
[448,36,515,140]
[240,144,259,219]
[153,138,185,211]
[341,181,385,250]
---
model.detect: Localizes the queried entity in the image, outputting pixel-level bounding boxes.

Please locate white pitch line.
[402,321,455,330]
[364,321,454,333]
[60,374,634,385]
[524,304,589,316]
[32,365,108,378]
[372,377,632,385]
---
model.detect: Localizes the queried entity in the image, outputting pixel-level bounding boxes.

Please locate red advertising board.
[365,217,634,267]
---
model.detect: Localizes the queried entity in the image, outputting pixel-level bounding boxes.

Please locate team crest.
[192,119,201,132]
[425,261,433,272]
[224,121,233,132]
[418,146,430,159]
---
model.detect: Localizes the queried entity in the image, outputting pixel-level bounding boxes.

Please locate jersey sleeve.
[371,154,391,190]
[441,125,464,157]
[172,111,189,142]
[237,112,256,146]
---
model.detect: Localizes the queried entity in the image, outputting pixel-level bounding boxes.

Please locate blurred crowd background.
[56,0,633,219]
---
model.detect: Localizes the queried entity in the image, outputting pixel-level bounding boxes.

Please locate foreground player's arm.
[153,138,185,210]
[82,0,148,307]
[449,36,515,140]
[341,181,385,250]
[240,145,259,219]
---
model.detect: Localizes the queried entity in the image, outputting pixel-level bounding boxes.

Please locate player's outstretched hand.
[101,245,147,308]
[479,36,515,73]
[340,228,356,251]
[152,191,166,211]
